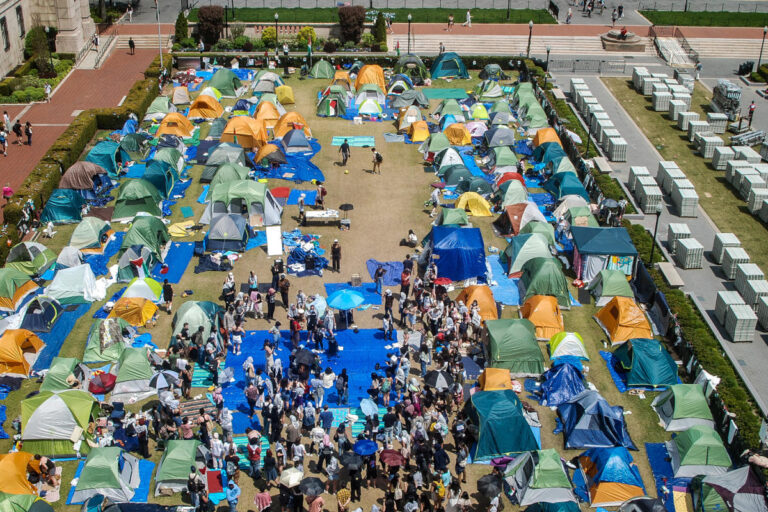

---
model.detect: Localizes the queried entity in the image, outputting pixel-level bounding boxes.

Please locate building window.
[16,7,24,38]
[0,18,9,52]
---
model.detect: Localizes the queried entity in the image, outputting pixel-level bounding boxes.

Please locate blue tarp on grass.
[365,260,403,286]
[151,242,195,283]
[487,255,520,306]
[287,189,317,205]
[33,304,91,371]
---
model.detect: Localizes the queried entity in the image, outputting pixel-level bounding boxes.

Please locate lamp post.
[155,1,163,69]
[506,0,511,20]
[544,44,551,85]
[648,204,662,266]
[757,25,768,72]
[526,20,533,59]
[43,26,54,73]
[407,13,412,54]
[274,12,279,52]
[585,111,594,156]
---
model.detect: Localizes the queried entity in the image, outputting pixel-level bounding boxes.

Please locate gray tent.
[70,447,140,503]
[207,214,249,252]
[503,450,577,506]
[56,246,84,270]
[390,89,429,109]
[201,143,247,182]
[207,118,228,140]
[117,245,154,282]
[651,384,714,432]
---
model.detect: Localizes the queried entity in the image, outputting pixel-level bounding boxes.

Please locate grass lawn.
[639,10,768,26]
[188,7,555,24]
[603,77,768,281]
[0,72,669,511]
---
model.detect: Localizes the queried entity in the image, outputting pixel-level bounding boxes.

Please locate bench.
[552,88,567,101]
[304,209,340,226]
[657,261,685,288]
[593,156,612,174]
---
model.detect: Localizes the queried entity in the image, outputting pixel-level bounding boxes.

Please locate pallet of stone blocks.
[734,263,764,293]
[739,174,766,201]
[688,121,710,142]
[675,238,703,269]
[721,247,750,279]
[706,112,728,134]
[747,188,768,214]
[632,67,650,91]
[732,167,760,193]
[712,232,740,264]
[581,97,599,117]
[712,147,734,171]
[742,280,768,311]
[638,184,663,214]
[724,303,758,342]
[734,146,762,164]
[595,119,615,146]
[725,160,753,186]
[678,111,699,131]
[667,223,691,255]
[671,185,699,217]
[761,200,768,223]
[569,78,587,94]
[657,161,684,195]
[758,296,768,329]
[628,166,651,194]
[590,112,610,134]
[653,91,672,111]
[716,291,745,325]
[601,129,621,150]
[641,77,661,96]
[607,137,627,162]
[668,100,686,121]
[696,134,723,159]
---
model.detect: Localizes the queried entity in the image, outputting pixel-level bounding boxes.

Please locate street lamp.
[757,25,768,72]
[648,204,662,266]
[274,12,279,51]
[43,26,54,73]
[544,44,551,85]
[506,0,511,20]
[407,13,412,55]
[585,111,594,156]
[526,20,533,59]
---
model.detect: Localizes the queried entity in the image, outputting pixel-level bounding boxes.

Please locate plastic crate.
[722,247,751,279]
[740,175,766,200]
[688,120,710,142]
[628,166,651,194]
[675,237,703,269]
[667,223,691,255]
[747,188,768,214]
[672,187,699,217]
[712,147,735,171]
[757,296,768,330]
[668,100,687,121]
[706,112,728,134]
[712,233,740,264]
[677,111,699,131]
[742,280,768,311]
[653,91,672,112]
[716,291,746,325]
[607,137,627,162]
[725,303,758,342]
[735,263,765,296]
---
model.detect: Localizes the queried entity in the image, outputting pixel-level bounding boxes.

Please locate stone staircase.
[687,37,766,59]
[655,36,696,68]
[117,34,172,49]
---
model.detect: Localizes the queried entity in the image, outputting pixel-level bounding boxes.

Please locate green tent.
[691,466,768,512]
[565,206,598,227]
[0,268,37,312]
[521,102,549,129]
[666,425,731,478]
[491,146,518,167]
[316,94,347,117]
[504,450,576,506]
[208,117,228,139]
[0,494,54,512]
[519,257,572,309]
[434,99,463,117]
[438,208,469,226]
[111,347,154,401]
[652,384,714,432]
[201,143,247,182]
[208,68,242,96]
[394,54,429,82]
[419,133,451,154]
[171,301,222,345]
[443,166,474,187]
[40,189,85,225]
[143,160,178,199]
[119,133,147,155]
[474,80,503,100]
[310,60,334,79]
[85,141,120,177]
[499,233,551,276]
[551,158,578,175]
[154,147,185,173]
[465,389,538,460]
[6,242,56,277]
[112,179,163,221]
[83,318,130,363]
[501,180,528,207]
[145,96,175,118]
[485,318,544,376]
[40,357,89,392]
[430,52,469,79]
[200,180,283,225]
[155,440,204,495]
[21,389,99,455]
[120,215,170,263]
[209,162,251,189]
[490,101,512,114]
[519,221,556,246]
[70,446,140,503]
[613,338,678,388]
[587,269,634,307]
[70,217,111,251]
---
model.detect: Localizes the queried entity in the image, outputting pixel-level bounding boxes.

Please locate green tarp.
[485,318,544,376]
[520,257,572,308]
[466,389,538,460]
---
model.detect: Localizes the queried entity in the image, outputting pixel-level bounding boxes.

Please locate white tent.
[123,277,163,302]
[553,194,590,220]
[548,331,589,361]
[46,265,106,303]
[56,246,84,270]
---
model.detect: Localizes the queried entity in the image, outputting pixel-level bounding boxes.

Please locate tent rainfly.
[21,389,99,455]
[518,257,572,309]
[690,466,768,512]
[70,446,140,503]
[549,331,589,361]
[503,449,577,506]
[455,285,497,323]
[520,295,564,341]
[0,329,44,377]
[587,269,634,307]
[484,318,544,377]
[666,425,732,478]
[578,447,646,507]
[110,347,154,402]
[651,384,714,431]
[464,389,539,460]
[613,338,678,388]
[557,390,636,450]
[594,297,653,345]
[155,439,208,495]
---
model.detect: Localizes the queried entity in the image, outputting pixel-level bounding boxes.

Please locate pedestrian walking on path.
[163,279,174,314]
[0,128,7,157]
[447,14,454,31]
[25,121,33,145]
[462,10,471,27]
[44,83,51,102]
[129,37,135,55]
[339,138,350,166]
[749,100,757,128]
[566,8,573,23]
[12,121,22,145]
[695,62,702,80]
[371,147,382,174]
[611,8,618,26]
[127,5,133,22]
[3,111,10,131]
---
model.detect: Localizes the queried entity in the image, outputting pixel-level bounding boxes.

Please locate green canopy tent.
[40,357,91,392]
[503,450,577,506]
[171,301,222,346]
[209,162,251,189]
[519,221,556,246]
[613,338,678,388]
[587,269,634,307]
[111,347,154,402]
[40,189,86,225]
[484,318,544,376]
[21,389,99,455]
[70,447,140,503]
[200,180,283,226]
[437,208,469,227]
[394,54,430,83]
[666,425,731,478]
[6,242,56,277]
[120,215,170,263]
[155,440,207,495]
[83,318,130,363]
[499,233,552,277]
[208,68,242,96]
[651,384,714,432]
[310,60,334,79]
[69,217,111,251]
[112,179,163,221]
[519,257,572,309]
[465,389,539,461]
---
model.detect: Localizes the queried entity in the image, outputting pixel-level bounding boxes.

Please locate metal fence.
[638,0,768,11]
[188,0,554,9]
[547,58,626,75]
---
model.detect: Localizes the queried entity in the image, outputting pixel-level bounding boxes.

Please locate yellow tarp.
[169,221,195,238]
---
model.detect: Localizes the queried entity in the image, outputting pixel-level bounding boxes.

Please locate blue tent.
[571,227,638,257]
[429,226,486,282]
[233,99,252,111]
[558,390,636,450]
[544,172,589,201]
[20,296,63,333]
[439,114,459,129]
[280,129,313,153]
[537,362,587,407]
[577,447,645,507]
[533,142,567,164]
[40,189,86,224]
[86,140,121,177]
[388,73,414,89]
[143,159,179,199]
[430,52,469,79]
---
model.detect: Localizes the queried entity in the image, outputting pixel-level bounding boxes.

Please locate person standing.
[374,265,387,295]
[12,121,22,145]
[439,41,445,54]
[297,194,306,225]
[3,111,10,132]
[127,5,133,22]
[44,83,52,102]
[316,181,327,209]
[24,122,32,146]
[447,13,454,31]
[566,7,573,23]
[749,100,757,128]
[695,61,702,80]
[187,468,205,510]
[331,239,341,272]
[225,481,240,512]
[163,279,174,314]
[135,418,149,458]
[266,288,277,320]
[371,147,382,174]
[462,10,471,27]
[128,37,136,55]
[611,8,617,26]
[339,138,350,166]
[0,127,7,157]
[278,274,291,308]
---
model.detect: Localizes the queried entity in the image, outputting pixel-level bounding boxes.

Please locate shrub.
[231,24,245,40]
[296,26,317,48]
[24,26,47,59]
[242,40,254,52]
[343,40,356,50]
[175,11,188,41]
[233,35,249,49]
[251,38,265,51]
[180,37,196,48]
[144,53,172,78]
[213,39,233,51]
[373,13,387,43]
[197,6,224,46]
[361,33,376,48]
[261,26,277,47]
[323,39,337,53]
[338,5,366,43]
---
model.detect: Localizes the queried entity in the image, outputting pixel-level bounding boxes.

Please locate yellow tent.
[332,70,352,89]
[188,94,223,119]
[594,296,653,345]
[520,295,564,340]
[355,64,386,92]
[254,101,282,129]
[156,112,194,137]
[221,116,267,149]
[254,143,283,162]
[0,329,44,378]
[109,297,158,326]
[276,85,295,104]
[478,368,514,390]
[0,451,36,495]
[455,192,492,216]
[456,285,498,323]
[443,123,472,145]
[274,112,311,139]
[407,121,430,142]
[533,127,562,147]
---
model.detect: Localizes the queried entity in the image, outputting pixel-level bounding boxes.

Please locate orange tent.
[407,121,430,142]
[478,368,514,390]
[0,329,44,378]
[188,94,223,119]
[533,127,562,147]
[274,112,311,139]
[109,297,158,326]
[156,112,194,137]
[443,123,472,146]
[0,451,36,495]
[355,64,386,92]
[254,143,285,163]
[332,70,352,89]
[220,116,267,149]
[456,285,498,323]
[520,295,564,340]
[594,296,653,345]
[254,101,282,129]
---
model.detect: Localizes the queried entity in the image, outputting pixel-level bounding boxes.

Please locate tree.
[337,5,365,44]
[261,26,277,48]
[296,26,316,48]
[197,6,224,47]
[174,11,188,41]
[373,13,386,43]
[24,24,53,76]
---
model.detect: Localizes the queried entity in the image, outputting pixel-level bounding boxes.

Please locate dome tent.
[155,440,209,495]
[434,147,465,171]
[208,162,251,189]
[309,59,334,79]
[143,159,179,199]
[388,74,413,95]
[613,338,678,388]
[206,214,250,252]
[558,390,636,450]
[280,129,313,154]
[430,52,469,79]
[394,54,430,83]
[86,141,121,177]
[455,191,493,215]
[274,112,311,139]
[56,246,84,270]
[503,449,577,506]
[594,297,652,345]
[455,285,497,323]
[40,189,85,225]
[464,389,539,460]
[40,356,91,392]
[70,217,111,252]
[437,207,469,227]
[520,295,564,341]
[691,466,768,512]
[144,96,176,121]
[666,425,731,478]
[208,68,242,96]
[116,245,154,283]
[520,220,556,246]
[59,161,110,200]
[276,85,295,104]
[407,121,430,142]
[220,116,266,149]
[188,94,223,119]
[253,144,287,167]
[201,143,247,182]
[0,451,37,496]
[200,180,283,226]
[19,296,62,333]
[109,297,158,327]
[479,63,509,80]
[652,384,714,432]
[518,257,572,309]
[110,347,155,402]
[171,86,189,104]
[355,64,386,92]
[123,277,163,302]
[484,318,544,377]
[0,269,39,312]
[478,367,514,391]
[83,318,130,363]
[70,446,140,503]
[156,112,194,138]
[396,105,422,132]
[0,329,44,377]
[171,301,221,345]
[536,362,586,407]
[587,269,635,307]
[21,389,99,455]
[112,179,163,221]
[499,232,551,277]
[578,447,646,507]
[500,182,529,208]
[549,331,589,361]
[6,242,56,277]
[120,215,170,263]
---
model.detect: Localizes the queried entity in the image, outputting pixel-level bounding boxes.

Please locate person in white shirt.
[211,432,225,469]
[462,10,472,27]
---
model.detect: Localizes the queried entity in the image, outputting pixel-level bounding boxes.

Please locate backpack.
[226,460,238,476]
[375,152,383,163]
[320,186,327,197]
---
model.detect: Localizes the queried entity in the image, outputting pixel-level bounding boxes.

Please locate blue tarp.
[487,255,520,306]
[365,260,403,286]
[537,362,586,407]
[151,242,195,283]
[571,227,638,256]
[430,226,486,282]
[0,405,7,439]
[557,390,637,450]
[84,232,124,277]
[32,304,91,371]
[287,189,317,205]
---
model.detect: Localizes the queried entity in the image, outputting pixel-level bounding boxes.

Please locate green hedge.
[144,53,173,78]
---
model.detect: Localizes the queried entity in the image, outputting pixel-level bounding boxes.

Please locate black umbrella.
[424,370,454,391]
[299,477,325,496]
[294,349,315,367]
[339,451,363,470]
[477,474,502,497]
[339,203,354,219]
